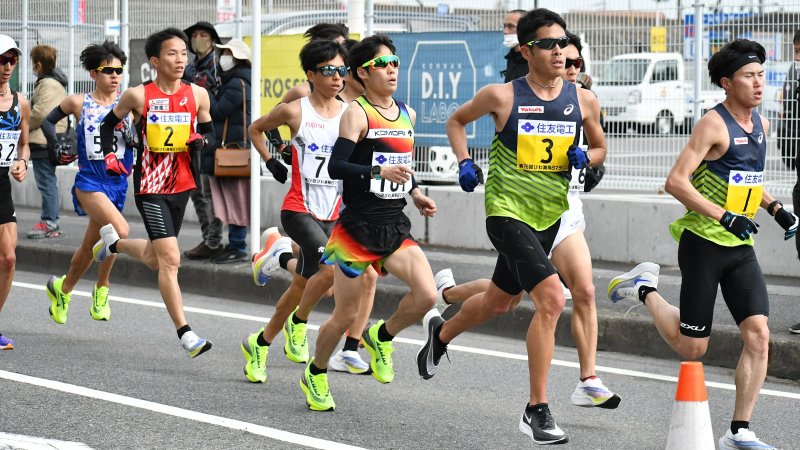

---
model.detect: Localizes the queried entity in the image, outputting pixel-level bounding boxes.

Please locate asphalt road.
[2,269,799,450]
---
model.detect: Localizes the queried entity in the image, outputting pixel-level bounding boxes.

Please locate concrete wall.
[13,165,799,277]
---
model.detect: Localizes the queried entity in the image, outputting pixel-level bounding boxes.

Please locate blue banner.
[387,32,507,148]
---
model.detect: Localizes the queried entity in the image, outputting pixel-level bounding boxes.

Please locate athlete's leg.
[312,265,364,368]
[526,274,567,404]
[439,284,517,342]
[0,222,18,314]
[733,315,769,422]
[380,245,437,336]
[115,237,160,270]
[261,273,306,342]
[349,265,378,337]
[294,264,333,321]
[148,237,188,328]
[443,278,491,304]
[642,291,710,359]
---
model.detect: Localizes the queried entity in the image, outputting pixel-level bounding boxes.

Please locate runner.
[0,34,30,350]
[91,28,215,358]
[416,9,606,445]
[298,34,437,411]
[42,41,135,324]
[607,39,794,450]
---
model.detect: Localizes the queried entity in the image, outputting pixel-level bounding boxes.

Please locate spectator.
[501,9,528,83]
[205,39,252,264]
[27,45,67,239]
[182,21,224,260]
[788,32,800,335]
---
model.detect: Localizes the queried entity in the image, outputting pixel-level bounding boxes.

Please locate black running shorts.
[0,173,15,225]
[134,191,191,241]
[281,210,335,279]
[486,216,560,295]
[677,230,769,338]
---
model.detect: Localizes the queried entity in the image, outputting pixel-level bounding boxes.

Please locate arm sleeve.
[197,121,215,148]
[267,128,284,146]
[328,137,371,180]
[42,105,68,147]
[99,110,124,156]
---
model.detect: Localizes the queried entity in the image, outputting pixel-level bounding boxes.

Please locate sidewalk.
[12,206,800,380]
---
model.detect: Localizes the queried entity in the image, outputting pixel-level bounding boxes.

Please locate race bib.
[569,145,588,192]
[0,130,21,167]
[85,130,125,160]
[724,170,764,219]
[517,119,576,172]
[145,112,191,153]
[369,151,412,199]
[300,142,336,186]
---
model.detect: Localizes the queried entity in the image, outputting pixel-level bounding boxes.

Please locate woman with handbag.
[205,39,252,264]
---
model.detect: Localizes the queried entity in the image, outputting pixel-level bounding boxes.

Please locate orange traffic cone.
[665,361,715,450]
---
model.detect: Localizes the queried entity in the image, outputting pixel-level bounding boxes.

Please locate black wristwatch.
[371,165,382,180]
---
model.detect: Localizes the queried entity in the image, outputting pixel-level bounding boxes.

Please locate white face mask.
[503,33,519,49]
[219,54,235,72]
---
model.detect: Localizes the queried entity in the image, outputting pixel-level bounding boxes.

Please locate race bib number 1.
[145,112,191,153]
[0,130,21,167]
[724,171,764,219]
[369,151,412,199]
[517,119,576,172]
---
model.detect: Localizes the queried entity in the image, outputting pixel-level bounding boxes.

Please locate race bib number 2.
[0,130,21,167]
[517,119,576,172]
[145,112,191,153]
[724,171,764,219]
[369,151,413,199]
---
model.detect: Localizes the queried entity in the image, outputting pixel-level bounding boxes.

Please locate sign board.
[104,19,120,37]
[650,27,666,53]
[217,0,236,23]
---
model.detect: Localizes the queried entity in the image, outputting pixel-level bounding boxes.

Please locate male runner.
[0,34,30,350]
[92,28,215,358]
[608,39,795,450]
[42,41,135,324]
[299,34,438,411]
[416,9,605,445]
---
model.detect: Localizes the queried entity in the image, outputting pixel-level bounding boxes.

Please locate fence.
[2,1,799,196]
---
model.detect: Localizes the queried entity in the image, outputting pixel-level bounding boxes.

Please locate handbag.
[214,80,251,177]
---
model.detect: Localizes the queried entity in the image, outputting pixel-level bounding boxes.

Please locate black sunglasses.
[96,66,124,75]
[565,58,583,70]
[0,54,19,66]
[526,36,569,51]
[315,65,348,77]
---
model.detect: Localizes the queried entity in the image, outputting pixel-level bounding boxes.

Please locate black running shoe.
[789,322,800,334]
[518,404,568,445]
[417,308,447,380]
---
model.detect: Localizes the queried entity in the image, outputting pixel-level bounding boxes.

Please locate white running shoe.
[719,428,775,450]
[561,282,572,300]
[92,224,120,263]
[252,228,291,286]
[180,330,212,358]
[328,349,370,374]
[434,268,456,309]
[570,377,621,409]
[607,262,659,303]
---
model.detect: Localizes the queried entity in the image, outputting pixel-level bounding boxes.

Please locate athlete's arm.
[446,84,506,162]
[410,187,436,217]
[193,84,212,124]
[11,95,31,182]
[41,95,80,148]
[249,101,300,163]
[100,86,143,154]
[577,88,607,166]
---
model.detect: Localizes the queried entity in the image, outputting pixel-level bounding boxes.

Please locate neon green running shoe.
[46,275,71,324]
[300,359,335,411]
[283,309,308,363]
[361,320,395,384]
[241,328,269,383]
[90,285,111,321]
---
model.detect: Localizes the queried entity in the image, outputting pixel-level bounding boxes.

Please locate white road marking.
[0,370,365,450]
[14,281,800,401]
[0,432,93,449]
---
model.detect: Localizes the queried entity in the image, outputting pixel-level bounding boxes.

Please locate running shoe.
[27,221,61,239]
[328,349,370,374]
[46,275,71,324]
[252,227,291,286]
[180,330,213,358]
[241,328,269,383]
[518,404,568,445]
[92,224,120,263]
[570,377,621,409]
[283,309,309,363]
[361,320,395,384]
[607,262,659,303]
[434,268,456,309]
[90,285,111,321]
[719,428,775,450]
[417,308,448,380]
[300,359,335,411]
[789,322,800,334]
[0,334,13,350]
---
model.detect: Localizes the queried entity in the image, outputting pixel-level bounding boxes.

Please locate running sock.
[526,403,548,414]
[278,252,293,271]
[377,322,394,342]
[343,336,359,352]
[309,361,327,375]
[441,287,452,305]
[434,322,448,345]
[731,421,749,435]
[256,333,270,347]
[292,313,307,325]
[177,324,191,340]
[638,286,657,304]
[580,375,597,382]
[109,241,119,254]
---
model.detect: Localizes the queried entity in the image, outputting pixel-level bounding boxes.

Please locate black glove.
[774,207,799,240]
[583,164,605,193]
[51,142,77,165]
[719,211,759,241]
[186,133,206,152]
[265,157,288,184]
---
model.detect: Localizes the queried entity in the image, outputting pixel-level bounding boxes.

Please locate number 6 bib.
[517,119,576,172]
[145,112,191,153]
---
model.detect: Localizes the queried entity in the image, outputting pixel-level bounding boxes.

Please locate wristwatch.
[371,165,382,180]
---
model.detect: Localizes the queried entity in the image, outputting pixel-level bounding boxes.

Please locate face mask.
[503,33,519,49]
[192,37,212,56]
[219,55,236,72]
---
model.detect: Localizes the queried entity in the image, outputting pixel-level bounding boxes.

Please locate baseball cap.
[0,34,22,56]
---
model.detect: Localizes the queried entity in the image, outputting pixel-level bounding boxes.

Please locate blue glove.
[567,146,589,170]
[774,207,798,240]
[458,159,484,192]
[719,211,759,241]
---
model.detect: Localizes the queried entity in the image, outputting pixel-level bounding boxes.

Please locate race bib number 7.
[145,112,191,153]
[517,119,576,172]
[369,151,413,199]
[724,171,764,219]
[300,142,335,186]
[0,130,21,167]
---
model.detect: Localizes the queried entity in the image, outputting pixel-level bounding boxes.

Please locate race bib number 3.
[145,112,191,153]
[301,142,336,186]
[0,130,21,167]
[724,170,764,218]
[517,119,576,172]
[86,131,125,160]
[369,151,413,199]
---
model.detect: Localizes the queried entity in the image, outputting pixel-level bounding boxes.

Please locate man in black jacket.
[501,9,528,83]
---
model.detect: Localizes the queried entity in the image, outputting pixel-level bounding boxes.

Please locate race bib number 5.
[86,131,125,160]
[724,170,764,219]
[145,112,191,153]
[369,151,413,199]
[0,130,21,167]
[517,119,576,172]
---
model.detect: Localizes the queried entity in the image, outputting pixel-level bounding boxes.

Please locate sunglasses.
[360,54,399,70]
[0,54,19,66]
[315,65,348,77]
[96,65,124,75]
[565,58,583,70]
[526,36,569,50]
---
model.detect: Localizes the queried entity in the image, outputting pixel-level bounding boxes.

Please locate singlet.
[340,96,414,223]
[485,78,581,230]
[0,91,22,177]
[282,97,346,221]
[134,81,197,195]
[669,103,767,247]
[77,93,134,184]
